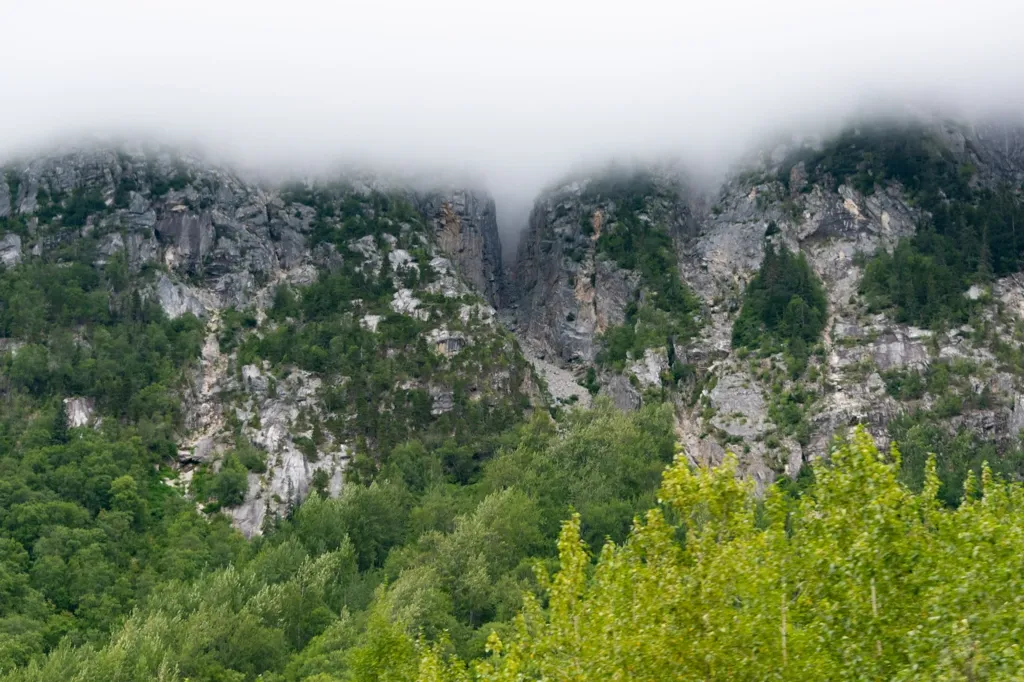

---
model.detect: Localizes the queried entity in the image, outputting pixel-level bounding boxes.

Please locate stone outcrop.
[0,233,21,268]
[155,210,214,271]
[63,397,96,428]
[419,189,504,306]
[510,178,655,365]
[0,175,10,218]
[228,364,345,537]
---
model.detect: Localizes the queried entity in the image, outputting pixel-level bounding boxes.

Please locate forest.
[6,407,1024,680]
[0,243,1017,679]
[4,130,1024,681]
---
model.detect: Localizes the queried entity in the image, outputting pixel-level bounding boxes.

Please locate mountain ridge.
[7,117,1024,677]
[4,117,1024,529]
[506,117,1024,491]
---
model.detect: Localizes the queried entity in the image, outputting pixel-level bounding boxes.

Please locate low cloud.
[3,0,1024,248]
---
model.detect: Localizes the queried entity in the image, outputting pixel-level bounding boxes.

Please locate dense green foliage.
[732,243,827,373]
[782,125,1024,328]
[420,430,1024,680]
[859,236,971,327]
[11,396,1024,681]
[281,182,423,248]
[780,126,970,199]
[0,402,678,680]
[890,411,1024,507]
[0,255,242,669]
[877,358,1024,506]
[1,260,203,427]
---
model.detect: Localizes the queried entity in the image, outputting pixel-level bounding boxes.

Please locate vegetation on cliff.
[783,125,1024,328]
[585,171,701,373]
[732,242,827,374]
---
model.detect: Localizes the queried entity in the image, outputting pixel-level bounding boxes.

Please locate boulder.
[0,233,22,268]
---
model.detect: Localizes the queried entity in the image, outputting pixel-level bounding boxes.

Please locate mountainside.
[510,119,1024,496]
[6,122,1024,536]
[6,119,1024,679]
[0,146,534,537]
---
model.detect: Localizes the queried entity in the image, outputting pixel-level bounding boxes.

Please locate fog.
[2,0,1024,250]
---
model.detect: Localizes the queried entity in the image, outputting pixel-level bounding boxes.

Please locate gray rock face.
[155,210,214,272]
[600,374,641,411]
[629,347,670,388]
[127,193,157,230]
[0,176,10,218]
[125,232,159,271]
[511,181,650,365]
[967,121,1024,182]
[420,189,504,306]
[155,274,211,319]
[673,169,974,480]
[228,365,345,538]
[513,336,592,408]
[1009,393,1024,438]
[430,386,455,415]
[709,371,769,439]
[10,148,123,217]
[95,232,125,266]
[0,233,21,268]
[509,122,1024,488]
[63,397,95,428]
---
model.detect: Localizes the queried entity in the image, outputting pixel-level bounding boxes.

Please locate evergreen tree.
[732,243,827,367]
[51,399,69,444]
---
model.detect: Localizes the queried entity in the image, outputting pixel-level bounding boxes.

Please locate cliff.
[507,119,1024,488]
[0,145,532,536]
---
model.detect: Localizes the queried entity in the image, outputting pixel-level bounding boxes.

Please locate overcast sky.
[2,0,1024,239]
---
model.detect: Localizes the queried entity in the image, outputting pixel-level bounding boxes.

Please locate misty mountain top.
[7,65,1024,677]
[3,0,1024,226]
[5,112,1024,236]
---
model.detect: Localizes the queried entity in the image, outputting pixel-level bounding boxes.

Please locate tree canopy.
[732,243,827,370]
[421,429,1024,681]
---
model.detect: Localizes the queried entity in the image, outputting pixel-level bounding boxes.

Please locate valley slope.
[5,118,1024,679]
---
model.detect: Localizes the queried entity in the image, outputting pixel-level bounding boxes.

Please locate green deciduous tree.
[423,429,1024,681]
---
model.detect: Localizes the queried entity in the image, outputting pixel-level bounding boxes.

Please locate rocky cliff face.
[509,120,1024,487]
[6,118,1024,534]
[0,145,533,537]
[511,169,694,366]
[512,184,639,366]
[418,189,504,306]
